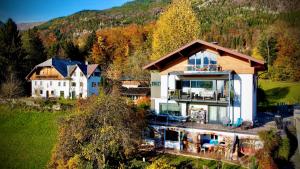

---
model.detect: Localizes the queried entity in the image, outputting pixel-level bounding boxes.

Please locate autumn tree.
[151,0,200,61]
[48,94,146,168]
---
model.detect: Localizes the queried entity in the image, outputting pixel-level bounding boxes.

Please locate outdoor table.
[202,143,215,152]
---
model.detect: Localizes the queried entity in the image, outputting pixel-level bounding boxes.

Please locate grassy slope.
[155,154,243,169]
[259,80,300,104]
[0,105,66,169]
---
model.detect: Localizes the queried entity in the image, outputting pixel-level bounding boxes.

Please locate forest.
[0,0,300,96]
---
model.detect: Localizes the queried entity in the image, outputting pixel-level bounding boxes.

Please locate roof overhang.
[143,40,265,71]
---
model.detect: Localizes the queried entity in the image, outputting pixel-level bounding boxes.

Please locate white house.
[26,58,101,99]
[143,40,265,155]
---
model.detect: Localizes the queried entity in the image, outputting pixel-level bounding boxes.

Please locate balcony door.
[208,106,228,124]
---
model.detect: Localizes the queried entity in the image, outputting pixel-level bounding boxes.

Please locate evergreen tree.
[22,28,47,73]
[0,18,25,84]
[258,35,278,66]
[151,0,200,61]
[62,40,85,62]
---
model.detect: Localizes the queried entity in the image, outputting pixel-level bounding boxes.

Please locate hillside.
[36,0,171,38]
[17,22,44,31]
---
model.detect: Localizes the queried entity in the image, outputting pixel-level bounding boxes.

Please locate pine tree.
[0,18,25,84]
[151,0,200,61]
[22,28,47,73]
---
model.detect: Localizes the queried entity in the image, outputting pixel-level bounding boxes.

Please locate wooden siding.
[217,54,254,74]
[159,48,255,75]
[29,67,64,80]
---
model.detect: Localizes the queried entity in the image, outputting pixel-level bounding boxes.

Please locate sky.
[0,0,131,23]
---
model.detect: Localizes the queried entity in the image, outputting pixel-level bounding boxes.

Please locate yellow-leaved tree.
[151,0,200,61]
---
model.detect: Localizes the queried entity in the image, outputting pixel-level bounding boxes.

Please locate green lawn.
[0,105,66,169]
[152,154,243,169]
[258,80,300,105]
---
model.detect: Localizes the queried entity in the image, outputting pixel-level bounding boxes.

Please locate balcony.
[186,64,221,72]
[147,114,273,135]
[35,75,59,79]
[169,89,228,104]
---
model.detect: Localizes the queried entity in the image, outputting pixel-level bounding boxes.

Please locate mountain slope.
[36,0,171,38]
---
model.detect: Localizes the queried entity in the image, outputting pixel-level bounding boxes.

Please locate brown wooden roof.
[143,40,265,71]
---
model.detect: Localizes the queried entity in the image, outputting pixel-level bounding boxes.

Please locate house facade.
[143,40,265,156]
[26,58,101,99]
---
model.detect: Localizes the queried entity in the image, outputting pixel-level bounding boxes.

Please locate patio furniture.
[200,145,206,154]
[202,143,215,152]
[222,116,231,126]
[200,90,214,99]
[209,139,218,145]
[241,121,253,130]
[232,118,243,127]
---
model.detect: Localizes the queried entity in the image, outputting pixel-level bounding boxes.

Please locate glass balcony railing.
[186,64,220,71]
[168,89,228,103]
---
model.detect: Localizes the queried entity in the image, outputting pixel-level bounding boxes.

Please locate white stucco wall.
[71,67,88,98]
[31,79,71,98]
[232,74,255,122]
[31,67,101,99]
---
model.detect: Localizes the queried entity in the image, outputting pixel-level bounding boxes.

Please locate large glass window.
[188,51,217,70]
[208,106,228,124]
[182,80,190,87]
[190,80,213,89]
[160,103,181,116]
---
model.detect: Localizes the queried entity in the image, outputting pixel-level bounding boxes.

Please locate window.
[40,81,42,85]
[92,82,97,87]
[35,81,37,85]
[159,103,181,116]
[208,106,228,124]
[93,72,100,77]
[50,81,52,86]
[80,82,83,87]
[151,81,161,86]
[51,91,54,95]
[182,80,190,87]
[63,82,66,86]
[58,82,61,86]
[191,80,213,89]
[188,51,217,70]
[80,72,83,77]
[40,90,43,94]
[165,130,179,141]
[79,93,83,98]
[60,91,64,97]
[72,82,76,87]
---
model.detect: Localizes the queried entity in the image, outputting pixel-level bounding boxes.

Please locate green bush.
[277,137,290,160]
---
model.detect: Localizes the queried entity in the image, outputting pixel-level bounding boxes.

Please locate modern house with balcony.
[26,58,101,99]
[143,40,266,156]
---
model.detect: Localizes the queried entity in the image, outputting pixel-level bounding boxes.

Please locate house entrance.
[71,91,76,99]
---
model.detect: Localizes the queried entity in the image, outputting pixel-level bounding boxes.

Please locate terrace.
[147,113,281,135]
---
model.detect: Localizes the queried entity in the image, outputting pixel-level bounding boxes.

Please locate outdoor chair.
[200,145,206,154]
[232,118,243,127]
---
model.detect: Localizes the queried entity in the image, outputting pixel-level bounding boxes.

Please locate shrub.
[146,158,175,169]
[48,94,146,168]
[277,137,290,160]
